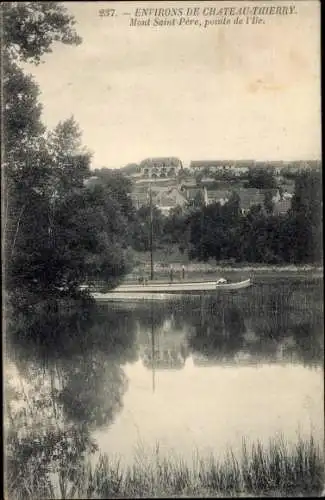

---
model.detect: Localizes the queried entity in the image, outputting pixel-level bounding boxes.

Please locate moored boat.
[91,278,251,301]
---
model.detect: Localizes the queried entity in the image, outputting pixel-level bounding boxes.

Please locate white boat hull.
[92,279,251,301]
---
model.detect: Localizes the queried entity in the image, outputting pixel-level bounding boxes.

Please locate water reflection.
[121,282,323,370]
[7,300,139,428]
[138,303,189,373]
[5,298,139,497]
[4,279,324,497]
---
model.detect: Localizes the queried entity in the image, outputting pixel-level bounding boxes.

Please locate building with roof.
[130,190,149,209]
[235,188,265,215]
[189,160,250,176]
[203,188,231,206]
[282,190,294,200]
[281,183,295,198]
[273,198,292,216]
[131,185,187,214]
[152,187,187,216]
[140,157,183,178]
[179,184,203,201]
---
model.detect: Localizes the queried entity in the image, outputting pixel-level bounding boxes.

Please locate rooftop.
[235,188,265,210]
[273,199,292,215]
[205,189,231,203]
[140,157,182,167]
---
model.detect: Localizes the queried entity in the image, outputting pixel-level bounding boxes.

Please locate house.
[130,187,151,209]
[140,157,183,178]
[281,183,295,199]
[189,160,233,175]
[273,199,292,215]
[152,187,187,216]
[203,188,231,206]
[180,186,204,202]
[236,188,265,215]
[282,190,294,200]
[189,160,250,176]
[189,160,215,173]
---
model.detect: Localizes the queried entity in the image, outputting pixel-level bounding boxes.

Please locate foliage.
[264,189,274,215]
[132,204,165,252]
[129,169,321,266]
[92,168,135,221]
[162,206,186,246]
[6,435,324,498]
[246,167,277,189]
[289,170,323,263]
[4,299,140,499]
[2,1,82,64]
[164,170,322,265]
[3,2,132,297]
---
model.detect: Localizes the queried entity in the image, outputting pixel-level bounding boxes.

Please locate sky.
[24,1,321,169]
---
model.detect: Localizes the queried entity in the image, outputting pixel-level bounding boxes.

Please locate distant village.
[128,158,322,216]
[89,158,321,217]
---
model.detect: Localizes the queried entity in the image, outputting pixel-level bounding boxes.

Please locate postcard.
[3,1,323,498]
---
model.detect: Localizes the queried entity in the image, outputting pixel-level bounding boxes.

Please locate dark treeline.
[135,170,322,265]
[3,3,134,302]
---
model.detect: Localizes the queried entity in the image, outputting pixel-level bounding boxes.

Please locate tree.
[92,168,135,222]
[3,2,132,297]
[289,170,323,263]
[246,167,277,189]
[3,2,83,290]
[162,206,186,246]
[132,205,165,252]
[2,2,82,64]
[264,189,274,215]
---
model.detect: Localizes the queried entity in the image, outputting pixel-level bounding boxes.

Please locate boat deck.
[91,279,251,301]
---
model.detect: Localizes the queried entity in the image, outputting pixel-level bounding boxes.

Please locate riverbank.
[127,261,323,284]
[130,250,323,281]
[8,435,324,498]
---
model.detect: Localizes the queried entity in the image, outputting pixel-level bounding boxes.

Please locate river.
[4,277,324,495]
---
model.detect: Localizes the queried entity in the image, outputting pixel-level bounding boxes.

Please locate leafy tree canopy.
[3,2,132,298]
[2,1,82,64]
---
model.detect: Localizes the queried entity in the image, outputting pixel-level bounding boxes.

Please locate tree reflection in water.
[4,280,323,497]
[5,298,138,498]
[124,280,323,369]
[188,303,247,364]
[184,284,324,366]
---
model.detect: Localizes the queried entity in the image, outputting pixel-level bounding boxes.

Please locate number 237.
[99,9,115,17]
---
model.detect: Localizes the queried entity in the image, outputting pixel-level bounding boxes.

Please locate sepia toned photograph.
[2,1,323,498]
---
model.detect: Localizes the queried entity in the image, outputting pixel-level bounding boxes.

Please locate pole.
[151,301,155,393]
[149,183,154,280]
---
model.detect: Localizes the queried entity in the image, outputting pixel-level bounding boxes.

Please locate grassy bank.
[130,249,323,281]
[7,435,324,498]
[125,265,323,285]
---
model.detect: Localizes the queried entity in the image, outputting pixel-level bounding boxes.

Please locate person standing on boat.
[181,265,185,280]
[170,265,174,283]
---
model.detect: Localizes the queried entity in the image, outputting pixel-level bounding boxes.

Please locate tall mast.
[149,182,154,280]
[151,301,156,393]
